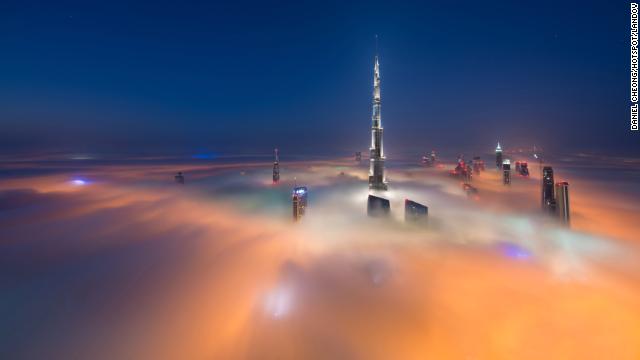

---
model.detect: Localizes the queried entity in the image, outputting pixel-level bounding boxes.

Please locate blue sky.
[0,1,634,155]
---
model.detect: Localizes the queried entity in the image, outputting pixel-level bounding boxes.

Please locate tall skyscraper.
[495,142,503,169]
[368,50,387,190]
[502,159,511,185]
[555,181,570,225]
[272,148,280,184]
[541,166,556,213]
[292,186,308,221]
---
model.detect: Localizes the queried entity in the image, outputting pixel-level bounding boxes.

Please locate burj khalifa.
[368,53,387,190]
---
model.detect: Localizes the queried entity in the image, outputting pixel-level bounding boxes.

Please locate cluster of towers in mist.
[170,43,572,227]
[495,144,570,225]
[269,50,426,222]
[270,47,570,226]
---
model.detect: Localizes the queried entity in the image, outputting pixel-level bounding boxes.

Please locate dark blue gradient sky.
[0,1,635,156]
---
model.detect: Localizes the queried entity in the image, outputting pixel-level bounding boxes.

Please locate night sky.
[0,1,634,156]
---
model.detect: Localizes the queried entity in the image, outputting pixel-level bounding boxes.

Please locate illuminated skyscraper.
[292,186,308,221]
[368,49,387,190]
[502,159,511,185]
[541,166,556,213]
[272,148,280,184]
[555,181,570,225]
[495,142,503,169]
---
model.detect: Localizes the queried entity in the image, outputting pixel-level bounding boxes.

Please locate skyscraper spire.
[369,36,387,190]
[375,34,378,58]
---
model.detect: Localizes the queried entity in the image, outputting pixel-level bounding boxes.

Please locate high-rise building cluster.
[263,46,572,230]
[541,166,570,225]
[422,150,437,167]
[472,156,485,174]
[515,161,530,177]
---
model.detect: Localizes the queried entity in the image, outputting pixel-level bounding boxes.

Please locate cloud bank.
[1,156,639,359]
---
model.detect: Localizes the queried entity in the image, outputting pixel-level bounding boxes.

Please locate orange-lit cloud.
[1,157,639,359]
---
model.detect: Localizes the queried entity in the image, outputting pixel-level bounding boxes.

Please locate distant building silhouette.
[518,161,530,176]
[555,181,570,225]
[542,166,556,213]
[405,199,428,222]
[463,183,479,197]
[367,194,390,217]
[272,148,280,184]
[472,156,485,174]
[175,172,185,184]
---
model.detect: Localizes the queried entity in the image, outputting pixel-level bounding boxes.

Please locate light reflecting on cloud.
[264,284,294,319]
[71,179,87,186]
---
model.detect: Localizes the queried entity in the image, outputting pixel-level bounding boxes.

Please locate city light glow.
[71,179,87,186]
[1,156,638,358]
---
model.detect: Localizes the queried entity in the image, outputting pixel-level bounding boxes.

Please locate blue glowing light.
[71,179,87,186]
[293,187,307,195]
[499,242,531,260]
